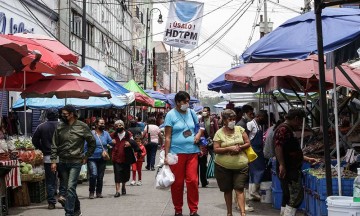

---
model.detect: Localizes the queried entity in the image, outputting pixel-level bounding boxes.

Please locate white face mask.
[202,112,208,117]
[180,103,189,111]
[227,121,236,129]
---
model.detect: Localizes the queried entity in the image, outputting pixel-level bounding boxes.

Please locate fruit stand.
[0,137,46,209]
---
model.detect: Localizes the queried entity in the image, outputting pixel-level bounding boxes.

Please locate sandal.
[241,212,246,216]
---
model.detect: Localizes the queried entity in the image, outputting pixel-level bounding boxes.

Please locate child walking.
[130,135,147,186]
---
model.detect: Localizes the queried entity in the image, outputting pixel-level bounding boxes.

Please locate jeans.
[58,162,82,216]
[145,143,157,168]
[198,155,208,187]
[44,163,67,204]
[88,159,106,194]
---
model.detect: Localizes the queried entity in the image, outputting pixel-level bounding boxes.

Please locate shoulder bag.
[235,126,258,163]
[143,124,151,145]
[95,132,110,161]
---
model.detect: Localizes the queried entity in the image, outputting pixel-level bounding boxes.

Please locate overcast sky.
[153,0,306,96]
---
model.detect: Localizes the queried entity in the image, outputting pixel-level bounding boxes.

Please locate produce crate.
[313,193,327,216]
[271,171,282,191]
[271,187,282,210]
[315,177,354,200]
[28,180,46,203]
[304,188,317,216]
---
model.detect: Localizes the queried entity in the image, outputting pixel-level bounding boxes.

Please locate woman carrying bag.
[85,118,114,199]
[213,109,254,216]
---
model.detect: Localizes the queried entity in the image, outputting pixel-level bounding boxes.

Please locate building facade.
[58,0,133,82]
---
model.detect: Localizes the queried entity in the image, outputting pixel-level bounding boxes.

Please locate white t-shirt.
[144,124,161,143]
[247,119,259,140]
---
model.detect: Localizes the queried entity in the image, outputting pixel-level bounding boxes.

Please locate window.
[71,11,82,37]
[86,22,94,45]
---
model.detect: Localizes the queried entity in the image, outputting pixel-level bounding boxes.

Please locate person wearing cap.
[32,108,66,210]
[111,119,140,197]
[51,105,96,216]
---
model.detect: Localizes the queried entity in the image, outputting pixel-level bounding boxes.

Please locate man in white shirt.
[247,110,268,201]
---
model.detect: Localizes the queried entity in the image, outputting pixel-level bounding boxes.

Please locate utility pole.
[81,0,86,67]
[169,46,172,93]
[153,47,157,90]
[264,0,268,34]
[303,0,312,13]
[144,8,149,90]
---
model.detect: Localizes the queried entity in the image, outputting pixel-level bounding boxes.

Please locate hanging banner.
[163,0,204,49]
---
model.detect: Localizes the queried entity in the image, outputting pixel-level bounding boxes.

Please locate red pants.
[132,161,143,181]
[169,153,199,214]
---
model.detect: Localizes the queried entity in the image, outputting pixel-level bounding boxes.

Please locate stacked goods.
[304,167,356,216]
[28,180,46,203]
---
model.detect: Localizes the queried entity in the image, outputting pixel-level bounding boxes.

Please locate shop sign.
[163,0,204,49]
[0,12,35,34]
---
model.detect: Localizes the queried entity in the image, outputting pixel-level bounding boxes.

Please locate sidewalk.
[8,165,303,216]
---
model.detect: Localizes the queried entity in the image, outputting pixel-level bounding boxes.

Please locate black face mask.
[98,126,105,131]
[61,116,69,124]
[117,128,124,133]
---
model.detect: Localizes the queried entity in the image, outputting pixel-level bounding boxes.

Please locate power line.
[244,0,262,51]
[190,1,253,64]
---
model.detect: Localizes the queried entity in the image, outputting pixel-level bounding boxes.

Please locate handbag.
[95,132,110,161]
[143,124,151,145]
[244,146,258,163]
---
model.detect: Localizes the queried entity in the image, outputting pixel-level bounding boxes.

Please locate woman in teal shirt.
[164,91,203,216]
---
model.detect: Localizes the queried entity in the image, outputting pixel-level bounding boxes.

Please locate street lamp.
[144,8,162,90]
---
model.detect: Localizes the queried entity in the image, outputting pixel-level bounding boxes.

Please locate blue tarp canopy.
[242,8,360,63]
[13,66,130,109]
[208,65,259,93]
[144,90,167,101]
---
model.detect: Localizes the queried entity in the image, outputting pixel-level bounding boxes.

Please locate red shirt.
[111,131,131,163]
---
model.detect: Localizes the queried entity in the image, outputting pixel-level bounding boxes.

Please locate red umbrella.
[134,93,154,107]
[20,75,111,99]
[14,33,79,63]
[0,72,44,91]
[225,56,360,92]
[0,35,80,75]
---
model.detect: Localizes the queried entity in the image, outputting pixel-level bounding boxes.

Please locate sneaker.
[136,181,142,186]
[96,193,103,198]
[190,212,200,216]
[89,192,95,199]
[48,203,55,209]
[130,180,136,186]
[245,203,254,212]
[74,210,82,216]
[174,213,183,216]
[58,196,66,207]
[114,192,120,198]
[250,193,261,201]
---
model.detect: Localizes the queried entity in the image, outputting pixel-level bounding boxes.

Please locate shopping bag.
[244,146,258,163]
[79,164,88,180]
[155,165,175,190]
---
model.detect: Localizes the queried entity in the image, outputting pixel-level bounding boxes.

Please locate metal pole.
[315,0,332,196]
[24,71,27,136]
[169,46,172,93]
[333,63,342,196]
[176,72,178,92]
[144,8,149,90]
[81,0,86,67]
[264,0,268,34]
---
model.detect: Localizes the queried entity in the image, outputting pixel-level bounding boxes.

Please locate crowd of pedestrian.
[31,91,319,216]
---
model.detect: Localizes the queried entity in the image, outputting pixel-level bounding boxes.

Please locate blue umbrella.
[242,8,360,63]
[166,93,199,108]
[208,65,259,93]
[144,89,167,101]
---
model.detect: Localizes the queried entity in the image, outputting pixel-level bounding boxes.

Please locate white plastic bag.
[155,165,175,190]
[157,151,178,167]
[79,164,88,180]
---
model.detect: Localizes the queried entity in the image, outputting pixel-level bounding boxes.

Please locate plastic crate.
[28,180,46,203]
[272,188,282,210]
[271,187,305,211]
[315,177,354,200]
[271,171,282,191]
[308,191,317,216]
[314,196,327,216]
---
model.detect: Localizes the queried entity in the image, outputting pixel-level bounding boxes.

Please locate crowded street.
[8,164,291,216]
